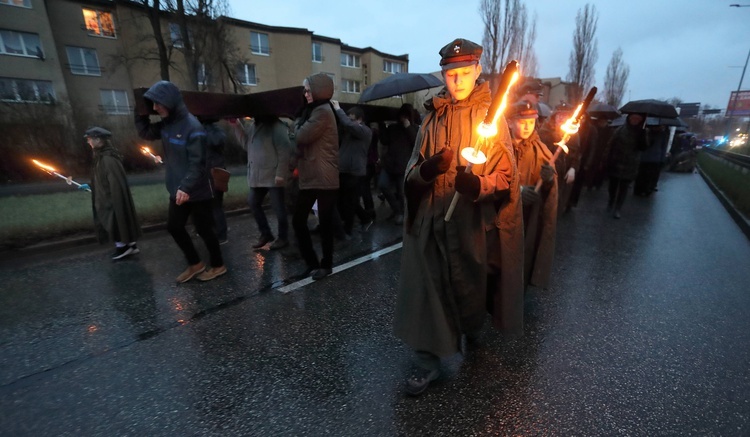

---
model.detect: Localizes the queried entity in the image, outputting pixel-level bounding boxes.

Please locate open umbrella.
[645,116,689,127]
[359,73,443,103]
[588,102,620,119]
[619,99,678,118]
[537,101,552,118]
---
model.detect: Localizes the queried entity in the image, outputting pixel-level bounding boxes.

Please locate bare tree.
[566,3,598,104]
[480,0,538,83]
[603,47,629,108]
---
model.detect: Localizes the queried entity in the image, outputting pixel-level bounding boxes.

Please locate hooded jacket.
[135,81,212,202]
[294,73,339,190]
[334,108,371,176]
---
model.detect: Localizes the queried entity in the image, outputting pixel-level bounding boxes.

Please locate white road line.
[277,242,403,294]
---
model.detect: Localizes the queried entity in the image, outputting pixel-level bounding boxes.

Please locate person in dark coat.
[539,103,580,216]
[135,80,226,282]
[378,104,418,225]
[393,38,523,396]
[568,114,598,208]
[507,101,558,289]
[634,125,669,196]
[200,118,228,244]
[82,126,142,261]
[605,113,650,218]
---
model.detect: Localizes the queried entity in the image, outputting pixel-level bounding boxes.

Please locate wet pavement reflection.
[1,172,750,436]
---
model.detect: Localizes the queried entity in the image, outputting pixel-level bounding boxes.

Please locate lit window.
[0,0,32,8]
[100,89,129,115]
[237,63,257,85]
[82,8,116,38]
[250,32,269,55]
[340,53,360,68]
[0,77,55,103]
[341,79,361,94]
[312,42,322,63]
[197,63,208,86]
[383,60,403,74]
[66,46,101,76]
[0,29,42,58]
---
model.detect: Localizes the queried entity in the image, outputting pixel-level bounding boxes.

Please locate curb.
[697,165,750,240]
[0,207,251,263]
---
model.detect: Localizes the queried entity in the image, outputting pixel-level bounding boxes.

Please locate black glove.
[540,163,555,183]
[521,185,541,205]
[419,147,453,180]
[455,166,480,199]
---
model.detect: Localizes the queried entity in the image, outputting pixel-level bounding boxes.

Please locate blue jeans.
[248,186,288,240]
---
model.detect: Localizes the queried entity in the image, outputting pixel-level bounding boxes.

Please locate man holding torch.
[393,38,524,396]
[135,81,226,283]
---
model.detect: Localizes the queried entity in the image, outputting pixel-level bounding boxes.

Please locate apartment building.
[0,0,409,157]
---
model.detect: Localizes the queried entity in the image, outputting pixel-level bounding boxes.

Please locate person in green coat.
[81,127,142,260]
[393,39,524,396]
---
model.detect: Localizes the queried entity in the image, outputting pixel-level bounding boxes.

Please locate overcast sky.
[227,0,750,111]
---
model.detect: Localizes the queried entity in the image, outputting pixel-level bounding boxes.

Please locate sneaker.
[112,246,135,261]
[196,265,227,282]
[405,368,440,396]
[252,235,273,249]
[176,262,205,283]
[127,243,140,254]
[269,239,289,250]
[360,219,374,232]
[311,268,332,280]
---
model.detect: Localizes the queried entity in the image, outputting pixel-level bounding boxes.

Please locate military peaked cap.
[84,126,112,139]
[439,38,482,71]
[508,100,538,119]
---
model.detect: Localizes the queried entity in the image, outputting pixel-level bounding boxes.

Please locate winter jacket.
[379,122,417,175]
[135,80,212,202]
[240,118,292,187]
[606,121,650,180]
[334,108,371,176]
[294,73,339,190]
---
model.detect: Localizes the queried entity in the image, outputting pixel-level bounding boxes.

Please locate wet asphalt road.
[1,171,750,436]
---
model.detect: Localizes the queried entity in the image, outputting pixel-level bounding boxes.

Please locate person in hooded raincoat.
[507,101,558,289]
[135,80,226,283]
[393,38,524,396]
[82,126,142,261]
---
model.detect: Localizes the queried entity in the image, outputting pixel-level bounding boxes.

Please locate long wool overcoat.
[393,81,525,357]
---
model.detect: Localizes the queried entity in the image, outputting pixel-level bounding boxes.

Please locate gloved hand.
[78,183,91,191]
[521,185,541,205]
[455,166,480,199]
[565,167,576,184]
[540,163,555,183]
[419,147,453,180]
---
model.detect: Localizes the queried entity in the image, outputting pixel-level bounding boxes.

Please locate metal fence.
[702,147,750,169]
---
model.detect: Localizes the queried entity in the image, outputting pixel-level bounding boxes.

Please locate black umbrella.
[645,116,688,127]
[359,73,443,103]
[587,102,620,119]
[619,99,679,118]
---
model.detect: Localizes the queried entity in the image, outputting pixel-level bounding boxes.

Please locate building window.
[100,89,129,115]
[312,42,322,63]
[250,31,269,55]
[0,29,41,58]
[197,63,208,86]
[66,46,101,76]
[383,60,403,74]
[82,8,116,38]
[0,0,32,8]
[0,77,55,103]
[341,79,361,94]
[340,53,360,68]
[237,63,257,85]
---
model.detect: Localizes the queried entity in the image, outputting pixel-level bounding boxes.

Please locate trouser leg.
[293,189,320,269]
[191,199,223,267]
[316,189,338,269]
[249,187,273,238]
[269,187,288,240]
[168,200,201,265]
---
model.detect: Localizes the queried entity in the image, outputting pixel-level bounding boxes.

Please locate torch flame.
[140,146,152,155]
[560,102,584,136]
[476,71,521,139]
[32,159,57,172]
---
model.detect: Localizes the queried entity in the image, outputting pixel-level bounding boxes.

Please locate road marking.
[277,242,403,294]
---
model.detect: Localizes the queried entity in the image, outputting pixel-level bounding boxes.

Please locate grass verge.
[697,151,750,219]
[0,182,250,250]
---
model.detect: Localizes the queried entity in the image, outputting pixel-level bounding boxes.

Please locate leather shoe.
[176,262,205,283]
[196,265,227,281]
[269,239,289,250]
[405,368,440,396]
[311,268,332,280]
[252,235,273,249]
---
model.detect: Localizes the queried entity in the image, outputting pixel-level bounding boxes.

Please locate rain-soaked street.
[1,171,750,436]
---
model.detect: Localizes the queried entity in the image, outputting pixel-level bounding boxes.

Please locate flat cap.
[439,38,482,71]
[507,100,538,119]
[83,126,112,138]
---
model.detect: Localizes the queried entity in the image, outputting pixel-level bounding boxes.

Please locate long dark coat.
[393,81,524,356]
[90,144,142,244]
[539,119,580,216]
[513,132,558,289]
[606,122,649,180]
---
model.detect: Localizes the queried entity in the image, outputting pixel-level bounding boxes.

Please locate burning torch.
[445,60,520,222]
[140,146,163,164]
[31,159,91,191]
[534,86,597,193]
